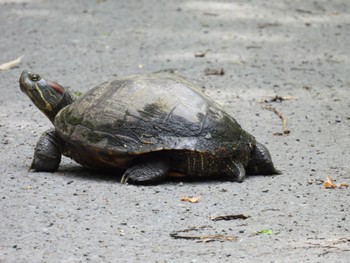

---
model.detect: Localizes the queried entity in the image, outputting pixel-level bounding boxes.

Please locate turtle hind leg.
[31,129,62,172]
[223,158,246,183]
[246,142,281,175]
[121,157,170,185]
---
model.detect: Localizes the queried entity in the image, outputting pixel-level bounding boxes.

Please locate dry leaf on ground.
[180,196,201,203]
[323,176,337,189]
[0,55,24,70]
[324,176,349,189]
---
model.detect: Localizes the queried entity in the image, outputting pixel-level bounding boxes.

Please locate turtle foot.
[31,129,62,172]
[246,142,280,175]
[120,157,169,185]
[224,158,246,183]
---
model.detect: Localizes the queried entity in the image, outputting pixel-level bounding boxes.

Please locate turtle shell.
[54,74,255,167]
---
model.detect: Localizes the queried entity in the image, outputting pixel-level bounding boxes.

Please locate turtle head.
[19,70,75,123]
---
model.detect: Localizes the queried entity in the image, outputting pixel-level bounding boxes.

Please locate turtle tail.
[246,142,281,175]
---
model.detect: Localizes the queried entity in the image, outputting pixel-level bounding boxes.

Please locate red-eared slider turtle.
[19,70,280,184]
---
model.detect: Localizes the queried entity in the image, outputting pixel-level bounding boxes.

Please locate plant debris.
[180,196,201,203]
[253,229,273,235]
[263,106,290,135]
[257,22,281,29]
[0,55,24,70]
[323,176,349,189]
[307,238,350,247]
[339,183,349,188]
[170,233,236,242]
[210,214,250,221]
[194,49,210,57]
[153,68,178,74]
[170,226,236,242]
[296,8,313,14]
[257,95,296,103]
[305,238,350,252]
[21,185,33,190]
[324,176,337,189]
[203,12,219,16]
[204,68,225,76]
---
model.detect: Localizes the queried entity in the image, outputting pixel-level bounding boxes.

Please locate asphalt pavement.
[0,0,349,262]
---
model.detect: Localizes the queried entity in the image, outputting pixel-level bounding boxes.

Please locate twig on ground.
[256,95,296,103]
[170,226,236,242]
[204,68,225,76]
[210,214,250,221]
[263,106,290,135]
[305,238,350,250]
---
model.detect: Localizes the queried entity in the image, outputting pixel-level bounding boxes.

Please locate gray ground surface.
[1,0,350,262]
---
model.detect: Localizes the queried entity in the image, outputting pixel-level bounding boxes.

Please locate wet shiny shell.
[54,74,255,159]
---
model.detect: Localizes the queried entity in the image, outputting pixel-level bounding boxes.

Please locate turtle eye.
[29,74,41,82]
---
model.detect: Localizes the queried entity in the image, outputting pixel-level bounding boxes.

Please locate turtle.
[19,70,280,184]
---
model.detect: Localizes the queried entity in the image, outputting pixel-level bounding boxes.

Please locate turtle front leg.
[30,129,62,172]
[246,142,281,175]
[223,158,246,183]
[121,157,170,185]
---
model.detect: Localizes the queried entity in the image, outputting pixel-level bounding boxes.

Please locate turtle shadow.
[56,166,216,185]
[54,164,275,185]
[56,165,123,183]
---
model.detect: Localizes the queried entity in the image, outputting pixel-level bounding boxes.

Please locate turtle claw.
[28,163,35,172]
[120,173,129,184]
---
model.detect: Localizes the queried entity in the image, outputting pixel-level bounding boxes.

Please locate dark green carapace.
[19,70,280,184]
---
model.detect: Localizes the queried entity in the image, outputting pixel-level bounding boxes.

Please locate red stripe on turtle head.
[47,80,65,95]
